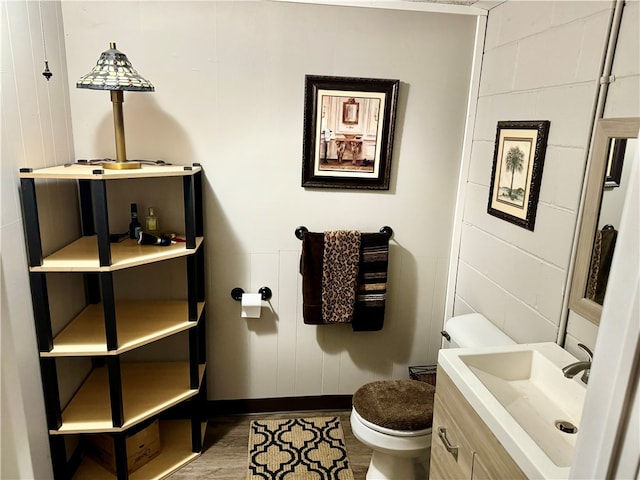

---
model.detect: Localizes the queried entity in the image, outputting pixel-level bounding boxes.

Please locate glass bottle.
[146,207,159,235]
[129,203,142,239]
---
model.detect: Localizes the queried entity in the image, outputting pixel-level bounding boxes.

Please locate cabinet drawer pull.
[438,427,458,461]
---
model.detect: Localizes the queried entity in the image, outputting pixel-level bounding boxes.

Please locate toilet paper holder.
[230,287,272,301]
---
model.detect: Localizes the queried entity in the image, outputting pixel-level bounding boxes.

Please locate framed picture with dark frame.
[302,75,399,190]
[487,120,550,231]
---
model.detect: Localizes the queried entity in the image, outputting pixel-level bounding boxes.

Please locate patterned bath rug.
[247,416,355,480]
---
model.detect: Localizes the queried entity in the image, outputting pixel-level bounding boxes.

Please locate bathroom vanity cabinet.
[19,164,206,480]
[430,367,526,480]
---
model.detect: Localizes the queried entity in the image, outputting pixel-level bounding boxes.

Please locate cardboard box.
[87,419,160,474]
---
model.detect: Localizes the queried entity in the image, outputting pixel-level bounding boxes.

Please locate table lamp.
[77,42,154,170]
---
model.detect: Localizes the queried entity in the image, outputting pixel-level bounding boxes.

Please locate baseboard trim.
[205,395,353,416]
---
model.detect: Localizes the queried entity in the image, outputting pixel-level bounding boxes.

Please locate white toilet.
[350,313,515,480]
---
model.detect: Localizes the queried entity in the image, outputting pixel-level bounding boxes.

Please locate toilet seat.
[352,408,431,437]
[353,379,436,431]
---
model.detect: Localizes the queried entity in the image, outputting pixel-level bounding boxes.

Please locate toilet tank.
[442,313,515,348]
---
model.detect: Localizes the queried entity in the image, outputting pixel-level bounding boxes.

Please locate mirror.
[569,117,639,325]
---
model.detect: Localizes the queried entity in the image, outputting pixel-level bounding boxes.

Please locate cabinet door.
[471,452,491,480]
[435,368,527,480]
[430,394,474,480]
[472,447,525,480]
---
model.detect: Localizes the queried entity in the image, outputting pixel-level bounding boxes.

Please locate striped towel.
[352,233,389,331]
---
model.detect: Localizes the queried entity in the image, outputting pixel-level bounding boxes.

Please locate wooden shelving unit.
[42,301,205,356]
[73,420,207,480]
[19,163,207,480]
[55,363,206,434]
[31,236,204,272]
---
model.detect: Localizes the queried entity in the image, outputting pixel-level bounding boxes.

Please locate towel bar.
[294,225,393,240]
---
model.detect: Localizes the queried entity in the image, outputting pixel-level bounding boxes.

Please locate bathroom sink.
[438,342,587,479]
[460,348,585,467]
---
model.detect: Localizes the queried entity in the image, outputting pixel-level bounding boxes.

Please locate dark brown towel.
[322,231,361,323]
[301,232,324,325]
[300,231,389,331]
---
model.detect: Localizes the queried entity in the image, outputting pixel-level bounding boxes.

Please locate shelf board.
[53,362,206,434]
[41,301,205,357]
[30,236,203,272]
[20,163,201,180]
[73,419,207,480]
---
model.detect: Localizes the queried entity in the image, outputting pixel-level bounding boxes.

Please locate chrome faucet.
[562,343,593,385]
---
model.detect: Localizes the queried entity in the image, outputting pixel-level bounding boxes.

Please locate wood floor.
[167,410,373,479]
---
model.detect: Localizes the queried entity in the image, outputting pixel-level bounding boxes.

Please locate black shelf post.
[107,356,124,428]
[91,179,112,267]
[78,179,95,236]
[29,273,54,352]
[183,174,197,249]
[20,177,44,266]
[190,379,207,453]
[188,327,200,390]
[100,272,119,351]
[79,179,101,305]
[194,170,203,237]
[113,433,129,480]
[198,305,207,365]
[49,436,68,480]
[39,358,63,431]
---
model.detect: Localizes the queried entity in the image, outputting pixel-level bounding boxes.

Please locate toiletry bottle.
[129,203,142,239]
[146,207,159,235]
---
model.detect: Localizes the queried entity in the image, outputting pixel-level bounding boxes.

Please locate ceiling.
[404,0,505,9]
[272,0,505,14]
[407,0,479,4]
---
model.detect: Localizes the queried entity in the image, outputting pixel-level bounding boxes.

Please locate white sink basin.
[438,342,587,479]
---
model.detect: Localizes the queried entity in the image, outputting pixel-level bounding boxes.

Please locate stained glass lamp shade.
[77,42,154,169]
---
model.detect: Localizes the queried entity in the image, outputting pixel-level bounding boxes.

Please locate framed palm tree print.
[487,120,550,231]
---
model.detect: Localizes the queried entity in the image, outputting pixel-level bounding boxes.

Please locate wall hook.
[258,287,272,301]
[231,287,244,301]
[295,226,309,240]
[380,226,393,238]
[42,61,53,81]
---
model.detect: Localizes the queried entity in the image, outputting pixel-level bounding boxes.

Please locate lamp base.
[102,160,142,170]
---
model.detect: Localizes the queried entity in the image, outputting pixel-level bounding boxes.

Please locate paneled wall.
[60,1,477,400]
[451,2,613,347]
[565,0,640,353]
[451,1,639,355]
[3,0,637,476]
[1,1,74,478]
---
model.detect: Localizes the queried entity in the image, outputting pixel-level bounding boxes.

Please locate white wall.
[570,116,640,480]
[2,0,636,476]
[1,1,75,478]
[60,1,477,400]
[565,0,640,354]
[603,0,640,119]
[450,1,632,351]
